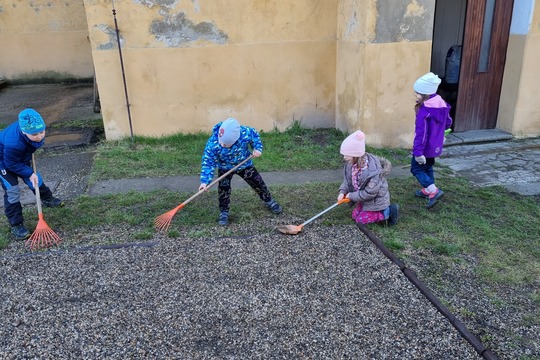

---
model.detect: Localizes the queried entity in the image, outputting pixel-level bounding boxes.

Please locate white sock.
[427,184,437,193]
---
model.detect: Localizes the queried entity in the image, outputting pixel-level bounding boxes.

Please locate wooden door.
[454,0,514,131]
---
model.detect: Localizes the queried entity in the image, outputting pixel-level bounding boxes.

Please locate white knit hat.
[340,130,366,157]
[413,72,441,95]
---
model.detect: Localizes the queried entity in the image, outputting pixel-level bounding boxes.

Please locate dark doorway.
[431,0,514,132]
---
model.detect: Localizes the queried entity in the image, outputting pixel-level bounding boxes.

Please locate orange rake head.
[154,204,184,232]
[276,223,305,235]
[25,214,62,251]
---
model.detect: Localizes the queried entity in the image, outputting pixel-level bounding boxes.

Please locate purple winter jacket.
[412,94,453,158]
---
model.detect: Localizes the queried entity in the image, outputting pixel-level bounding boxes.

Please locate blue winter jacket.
[0,121,44,178]
[413,94,453,158]
[200,122,263,184]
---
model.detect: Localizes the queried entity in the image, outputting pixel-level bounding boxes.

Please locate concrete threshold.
[445,129,512,146]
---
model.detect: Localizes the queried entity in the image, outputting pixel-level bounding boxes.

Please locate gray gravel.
[0,225,480,359]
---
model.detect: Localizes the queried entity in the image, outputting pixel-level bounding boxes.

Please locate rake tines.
[154,204,184,232]
[27,154,62,251]
[25,214,62,251]
[154,155,254,232]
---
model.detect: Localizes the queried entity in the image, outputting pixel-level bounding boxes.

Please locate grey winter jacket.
[339,153,391,212]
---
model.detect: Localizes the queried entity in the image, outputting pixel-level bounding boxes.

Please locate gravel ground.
[406,250,539,360]
[0,224,481,359]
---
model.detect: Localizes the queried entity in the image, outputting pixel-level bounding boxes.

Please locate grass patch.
[2,177,538,289]
[3,126,539,287]
[383,176,540,285]
[90,132,210,181]
[90,126,409,182]
[2,126,539,288]
[48,118,104,129]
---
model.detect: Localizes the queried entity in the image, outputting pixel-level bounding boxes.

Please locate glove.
[415,155,426,165]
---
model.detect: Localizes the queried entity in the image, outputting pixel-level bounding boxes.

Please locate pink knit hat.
[340,130,366,157]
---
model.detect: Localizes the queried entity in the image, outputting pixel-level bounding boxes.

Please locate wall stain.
[30,1,54,14]
[96,24,122,50]
[133,0,179,10]
[151,12,227,47]
[374,0,433,43]
[191,0,200,13]
[344,11,359,39]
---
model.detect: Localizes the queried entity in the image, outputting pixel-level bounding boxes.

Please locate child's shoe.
[387,204,399,226]
[41,196,64,208]
[218,211,229,226]
[265,199,282,214]
[415,188,430,199]
[426,189,444,209]
[11,224,30,240]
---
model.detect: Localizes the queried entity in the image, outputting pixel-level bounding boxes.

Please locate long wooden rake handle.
[188,154,254,205]
[300,197,350,227]
[154,154,255,231]
[31,155,44,216]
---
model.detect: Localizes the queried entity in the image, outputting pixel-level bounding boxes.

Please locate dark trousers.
[218,166,272,212]
[410,156,436,188]
[0,169,52,226]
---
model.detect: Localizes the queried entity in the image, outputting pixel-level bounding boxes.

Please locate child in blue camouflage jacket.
[199,118,282,225]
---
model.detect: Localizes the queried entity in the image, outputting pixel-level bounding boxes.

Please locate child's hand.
[30,173,39,188]
[337,193,346,202]
[415,155,426,165]
[198,183,208,192]
[252,150,262,158]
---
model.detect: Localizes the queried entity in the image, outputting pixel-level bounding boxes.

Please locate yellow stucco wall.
[84,0,338,139]
[3,0,536,144]
[336,0,434,148]
[336,41,433,149]
[511,3,540,137]
[499,34,525,133]
[0,1,94,80]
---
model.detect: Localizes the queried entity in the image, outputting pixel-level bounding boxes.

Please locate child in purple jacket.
[411,72,453,209]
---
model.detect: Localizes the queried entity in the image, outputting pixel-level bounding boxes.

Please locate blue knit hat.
[19,108,46,134]
[218,118,241,145]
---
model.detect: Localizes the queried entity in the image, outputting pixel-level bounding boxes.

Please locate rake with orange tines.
[154,154,254,232]
[25,154,62,251]
[276,197,350,235]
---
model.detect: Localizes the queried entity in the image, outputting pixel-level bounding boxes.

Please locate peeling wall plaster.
[96,24,123,50]
[344,11,359,38]
[133,0,180,10]
[374,0,434,43]
[150,12,227,47]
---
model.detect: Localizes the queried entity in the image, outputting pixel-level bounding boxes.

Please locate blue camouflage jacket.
[200,122,263,184]
[0,121,44,178]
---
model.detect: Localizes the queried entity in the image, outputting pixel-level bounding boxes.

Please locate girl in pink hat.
[337,130,399,226]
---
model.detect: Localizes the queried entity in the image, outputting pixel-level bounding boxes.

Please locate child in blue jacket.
[0,108,64,240]
[199,118,282,225]
[411,72,453,208]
